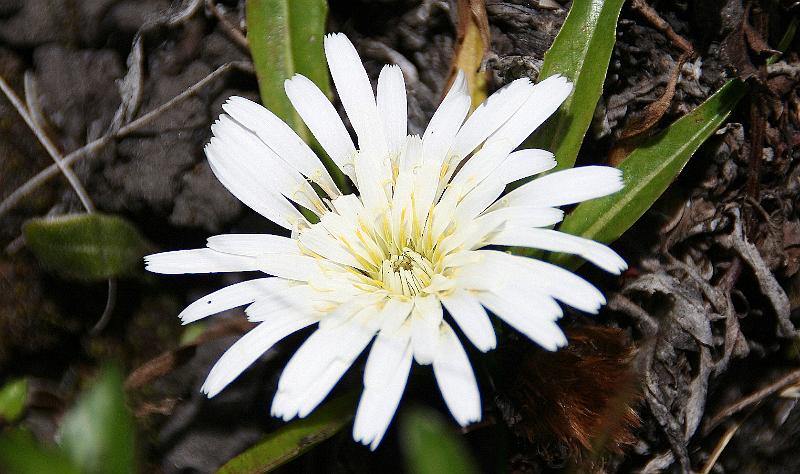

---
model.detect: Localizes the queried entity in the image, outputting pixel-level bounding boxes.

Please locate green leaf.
[0,430,81,474]
[400,406,480,474]
[247,0,330,127]
[525,0,626,171]
[216,392,357,474]
[58,365,136,474]
[23,213,152,281]
[246,0,349,192]
[0,378,28,423]
[551,79,747,269]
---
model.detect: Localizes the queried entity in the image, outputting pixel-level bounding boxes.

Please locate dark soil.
[1,0,799,472]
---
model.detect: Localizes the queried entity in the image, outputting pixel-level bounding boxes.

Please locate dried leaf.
[445,0,491,109]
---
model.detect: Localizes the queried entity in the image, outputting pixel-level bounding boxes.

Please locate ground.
[0,0,799,472]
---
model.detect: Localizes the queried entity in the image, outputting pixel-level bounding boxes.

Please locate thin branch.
[0,74,96,213]
[90,279,118,335]
[206,0,249,51]
[0,61,253,219]
[116,60,253,137]
[703,367,800,434]
[700,420,742,474]
[0,137,109,217]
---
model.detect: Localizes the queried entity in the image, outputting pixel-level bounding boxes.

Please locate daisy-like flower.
[145,33,625,449]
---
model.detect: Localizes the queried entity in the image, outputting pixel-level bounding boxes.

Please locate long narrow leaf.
[216,392,357,474]
[246,0,330,129]
[246,0,348,192]
[551,80,747,269]
[525,0,626,171]
[400,406,480,474]
[59,366,136,474]
[0,430,81,474]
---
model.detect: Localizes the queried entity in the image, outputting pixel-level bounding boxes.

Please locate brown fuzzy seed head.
[504,324,641,464]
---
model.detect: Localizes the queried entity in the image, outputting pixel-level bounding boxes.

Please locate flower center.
[378,247,434,297]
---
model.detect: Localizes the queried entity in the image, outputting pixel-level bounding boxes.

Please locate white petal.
[205,139,303,229]
[364,330,410,388]
[353,147,392,213]
[377,65,407,157]
[179,277,289,324]
[145,248,258,274]
[487,227,627,274]
[245,284,317,322]
[298,225,366,271]
[284,74,357,182]
[211,116,325,215]
[206,234,300,256]
[473,206,564,233]
[446,139,511,198]
[440,289,496,352]
[474,250,606,313]
[492,166,624,210]
[433,322,481,426]
[295,358,351,417]
[201,314,318,397]
[222,96,340,197]
[378,297,414,335]
[476,289,566,351]
[411,295,443,365]
[324,33,386,155]
[453,175,506,222]
[483,75,572,155]
[497,149,557,184]
[273,310,377,420]
[257,254,322,281]
[276,309,376,396]
[452,77,535,159]
[354,333,412,450]
[422,70,470,165]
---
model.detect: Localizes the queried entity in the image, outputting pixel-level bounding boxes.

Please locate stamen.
[376,248,434,297]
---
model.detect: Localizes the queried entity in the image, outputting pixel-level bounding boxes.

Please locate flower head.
[145,33,625,449]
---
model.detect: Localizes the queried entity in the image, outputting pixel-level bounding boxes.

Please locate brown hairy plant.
[503,324,641,466]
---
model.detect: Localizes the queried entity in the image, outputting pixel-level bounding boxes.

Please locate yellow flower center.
[377,247,434,297]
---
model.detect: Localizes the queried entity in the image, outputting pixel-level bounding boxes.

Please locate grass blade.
[246,0,349,192]
[400,406,480,474]
[0,430,81,474]
[216,392,357,474]
[59,366,136,474]
[246,0,329,130]
[551,80,747,269]
[525,0,626,171]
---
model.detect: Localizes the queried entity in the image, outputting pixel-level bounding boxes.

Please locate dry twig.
[0,61,254,219]
[0,74,95,213]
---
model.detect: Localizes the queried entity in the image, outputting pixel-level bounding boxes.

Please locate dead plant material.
[124,317,253,391]
[206,0,248,51]
[609,0,697,165]
[609,51,691,166]
[0,61,254,219]
[721,1,778,81]
[630,0,695,55]
[444,0,491,108]
[504,325,641,464]
[703,367,800,434]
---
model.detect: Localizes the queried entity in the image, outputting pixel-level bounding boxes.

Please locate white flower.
[145,33,626,449]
